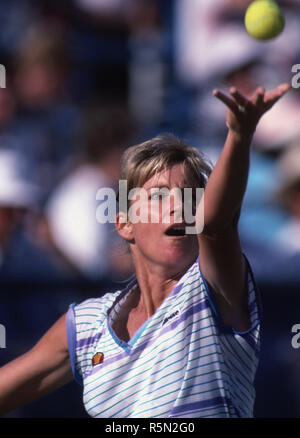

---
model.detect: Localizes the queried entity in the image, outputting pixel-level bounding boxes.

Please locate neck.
[131,252,187,318]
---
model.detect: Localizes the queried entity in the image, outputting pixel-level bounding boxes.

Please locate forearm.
[200,130,252,234]
[0,349,73,416]
[0,314,73,416]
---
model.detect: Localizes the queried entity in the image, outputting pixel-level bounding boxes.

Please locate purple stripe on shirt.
[77,332,103,350]
[170,396,231,416]
[77,263,197,349]
[85,295,212,379]
[76,266,198,352]
[77,259,259,380]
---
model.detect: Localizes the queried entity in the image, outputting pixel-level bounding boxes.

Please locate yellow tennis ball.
[245,0,285,40]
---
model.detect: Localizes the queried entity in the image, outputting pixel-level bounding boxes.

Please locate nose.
[168,188,184,222]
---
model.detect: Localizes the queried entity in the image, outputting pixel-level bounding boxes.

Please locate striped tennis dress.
[66,257,261,418]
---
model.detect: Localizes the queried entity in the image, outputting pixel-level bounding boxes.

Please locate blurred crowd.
[175,0,300,285]
[0,0,168,283]
[0,0,300,417]
[0,0,299,286]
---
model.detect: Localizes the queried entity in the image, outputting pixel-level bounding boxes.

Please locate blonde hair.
[119,133,212,205]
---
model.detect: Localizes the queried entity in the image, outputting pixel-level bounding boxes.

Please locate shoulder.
[69,291,122,329]
[66,290,123,351]
[66,290,123,385]
[180,256,261,332]
[179,259,201,285]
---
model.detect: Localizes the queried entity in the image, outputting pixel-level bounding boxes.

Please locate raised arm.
[0,314,73,416]
[203,83,290,231]
[197,83,290,331]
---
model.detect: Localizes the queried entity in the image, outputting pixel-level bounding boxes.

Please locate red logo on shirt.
[92,352,104,366]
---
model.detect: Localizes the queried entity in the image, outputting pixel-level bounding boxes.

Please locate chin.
[162,247,198,269]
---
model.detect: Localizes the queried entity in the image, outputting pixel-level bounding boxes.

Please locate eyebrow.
[147,185,171,190]
[146,184,196,191]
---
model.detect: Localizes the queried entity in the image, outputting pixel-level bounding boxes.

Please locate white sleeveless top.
[66,257,261,418]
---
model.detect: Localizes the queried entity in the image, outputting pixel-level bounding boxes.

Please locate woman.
[0,82,290,417]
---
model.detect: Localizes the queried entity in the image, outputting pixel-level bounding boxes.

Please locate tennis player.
[0,82,290,417]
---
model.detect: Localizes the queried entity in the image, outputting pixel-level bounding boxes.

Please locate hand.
[213,82,291,139]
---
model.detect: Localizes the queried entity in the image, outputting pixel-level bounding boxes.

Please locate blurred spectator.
[126,0,166,129]
[172,0,300,287]
[14,23,68,109]
[237,141,300,285]
[174,0,299,146]
[64,0,131,104]
[44,104,135,281]
[0,149,62,282]
[0,88,16,129]
[0,0,38,62]
[175,0,298,88]
[6,22,82,195]
[275,143,300,257]
[70,0,165,129]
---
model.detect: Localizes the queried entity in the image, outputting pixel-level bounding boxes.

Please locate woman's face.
[124,163,200,275]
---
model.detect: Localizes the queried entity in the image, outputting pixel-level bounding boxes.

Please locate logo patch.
[162,310,179,326]
[92,352,104,366]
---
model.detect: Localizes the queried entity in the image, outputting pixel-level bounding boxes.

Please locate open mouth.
[165,224,186,237]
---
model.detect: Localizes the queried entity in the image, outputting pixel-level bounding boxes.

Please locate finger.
[264,82,291,102]
[213,89,239,114]
[229,87,249,107]
[278,82,291,94]
[264,82,291,109]
[252,87,265,106]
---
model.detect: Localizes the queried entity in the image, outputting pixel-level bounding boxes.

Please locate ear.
[115,211,134,242]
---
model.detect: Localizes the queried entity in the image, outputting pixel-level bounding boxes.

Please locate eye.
[149,188,169,201]
[150,192,160,200]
